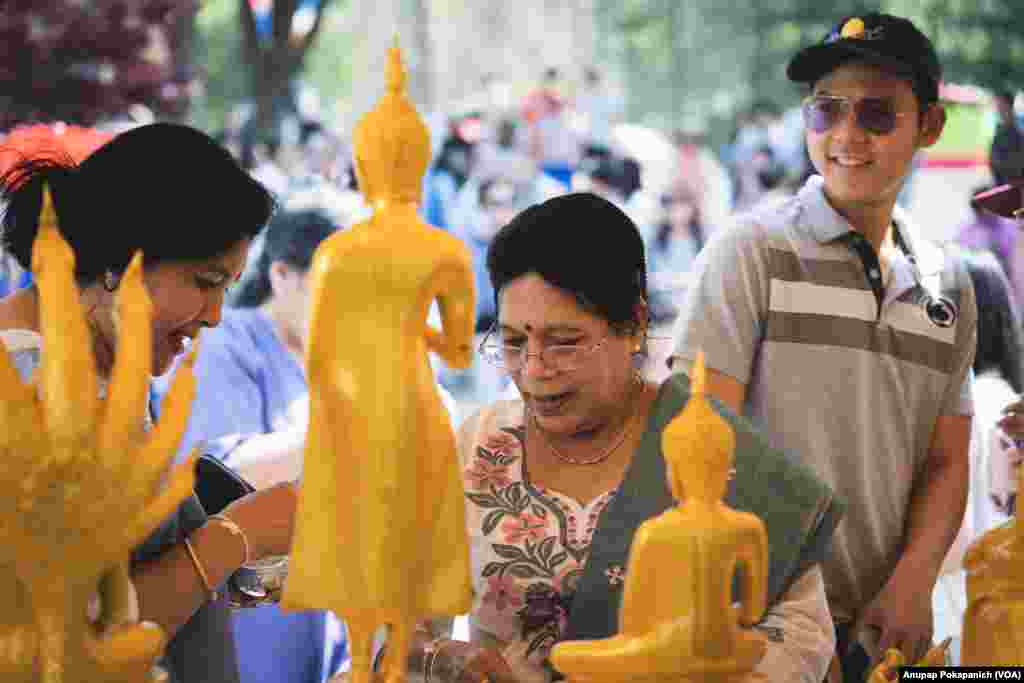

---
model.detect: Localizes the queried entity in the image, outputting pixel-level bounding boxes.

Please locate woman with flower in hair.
[0,121,294,683]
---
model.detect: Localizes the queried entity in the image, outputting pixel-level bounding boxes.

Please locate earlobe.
[919,104,947,148]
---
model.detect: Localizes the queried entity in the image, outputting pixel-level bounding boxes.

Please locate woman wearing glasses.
[408,192,842,683]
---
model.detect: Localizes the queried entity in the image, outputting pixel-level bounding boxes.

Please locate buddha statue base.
[554,616,766,683]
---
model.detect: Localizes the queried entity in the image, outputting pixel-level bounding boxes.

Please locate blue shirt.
[158,308,309,466]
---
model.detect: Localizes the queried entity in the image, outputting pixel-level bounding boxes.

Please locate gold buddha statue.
[281,43,477,683]
[960,464,1024,665]
[0,186,199,682]
[550,352,767,683]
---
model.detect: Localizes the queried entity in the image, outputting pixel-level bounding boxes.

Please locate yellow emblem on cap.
[841,17,866,39]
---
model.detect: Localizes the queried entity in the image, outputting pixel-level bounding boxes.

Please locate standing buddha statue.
[281,43,477,683]
[550,352,768,682]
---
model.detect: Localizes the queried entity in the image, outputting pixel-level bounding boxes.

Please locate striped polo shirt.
[670,175,977,621]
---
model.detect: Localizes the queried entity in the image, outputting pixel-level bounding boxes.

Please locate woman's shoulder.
[0,328,42,383]
[456,398,525,459]
[0,328,42,353]
[465,398,524,429]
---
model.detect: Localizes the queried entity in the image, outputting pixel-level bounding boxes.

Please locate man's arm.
[857,413,972,665]
[893,413,972,593]
[704,366,747,415]
[669,218,769,411]
[668,356,748,415]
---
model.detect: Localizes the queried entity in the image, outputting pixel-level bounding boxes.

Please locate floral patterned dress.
[455,395,838,683]
[458,400,617,682]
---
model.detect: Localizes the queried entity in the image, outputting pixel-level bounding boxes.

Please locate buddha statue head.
[351,41,432,207]
[662,352,736,504]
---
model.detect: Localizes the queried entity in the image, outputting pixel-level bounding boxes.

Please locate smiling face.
[498,273,640,437]
[91,239,251,377]
[807,61,944,212]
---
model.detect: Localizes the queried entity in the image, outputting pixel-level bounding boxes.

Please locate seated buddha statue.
[550,353,768,682]
[280,43,477,683]
[961,465,1024,665]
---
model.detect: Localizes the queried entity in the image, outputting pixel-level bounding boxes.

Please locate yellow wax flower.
[0,184,199,682]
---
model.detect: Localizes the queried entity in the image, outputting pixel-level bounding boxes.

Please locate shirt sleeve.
[153,333,266,464]
[669,219,771,385]
[941,257,978,418]
[748,565,835,683]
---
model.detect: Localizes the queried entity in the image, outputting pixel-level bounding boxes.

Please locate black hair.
[656,187,705,254]
[0,122,275,285]
[232,208,338,308]
[486,192,647,335]
[435,135,475,189]
[964,249,1024,394]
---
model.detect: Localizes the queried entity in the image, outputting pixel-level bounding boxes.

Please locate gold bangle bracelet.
[183,536,217,602]
[423,636,447,683]
[427,637,458,683]
[207,513,251,566]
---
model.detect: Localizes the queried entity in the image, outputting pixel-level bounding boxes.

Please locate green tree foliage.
[0,1,199,129]
[596,0,1023,132]
[190,0,352,138]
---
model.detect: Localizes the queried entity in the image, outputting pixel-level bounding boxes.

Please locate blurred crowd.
[2,66,1021,420]
[193,67,829,414]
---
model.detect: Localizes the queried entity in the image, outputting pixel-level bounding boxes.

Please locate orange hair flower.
[0,122,113,185]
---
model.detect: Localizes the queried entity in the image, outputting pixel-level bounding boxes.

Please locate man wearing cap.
[670,13,976,682]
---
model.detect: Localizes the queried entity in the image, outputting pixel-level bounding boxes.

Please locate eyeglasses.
[801,94,911,136]
[478,332,607,373]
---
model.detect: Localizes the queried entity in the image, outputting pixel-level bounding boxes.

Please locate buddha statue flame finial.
[351,42,431,206]
[386,36,405,96]
[662,352,736,501]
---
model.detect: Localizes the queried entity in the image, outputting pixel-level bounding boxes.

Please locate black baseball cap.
[787,13,942,105]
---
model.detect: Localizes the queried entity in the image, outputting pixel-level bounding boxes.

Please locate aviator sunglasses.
[802,94,911,136]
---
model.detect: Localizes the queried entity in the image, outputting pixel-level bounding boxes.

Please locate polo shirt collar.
[797,175,944,276]
[797,175,850,243]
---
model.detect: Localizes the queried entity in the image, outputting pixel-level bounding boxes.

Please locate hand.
[997,396,1024,442]
[220,481,298,559]
[232,431,306,490]
[434,640,519,683]
[855,571,934,669]
[988,425,1022,515]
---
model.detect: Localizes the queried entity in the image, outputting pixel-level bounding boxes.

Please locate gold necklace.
[529,377,647,466]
